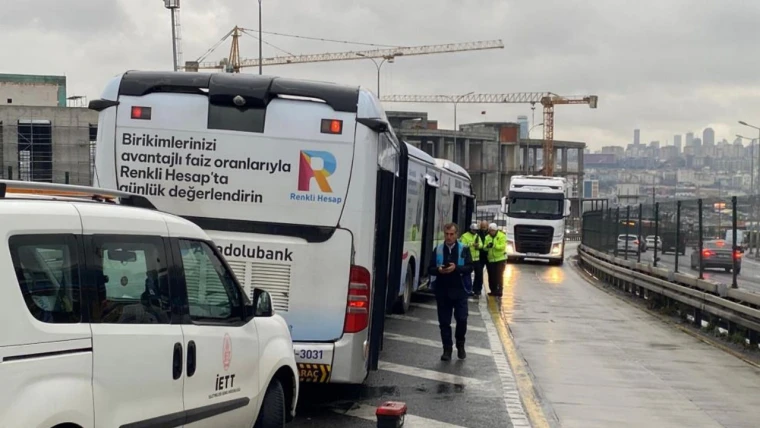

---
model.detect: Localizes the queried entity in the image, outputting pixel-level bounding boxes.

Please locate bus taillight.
[344,265,371,333]
[131,106,152,120]
[321,119,343,135]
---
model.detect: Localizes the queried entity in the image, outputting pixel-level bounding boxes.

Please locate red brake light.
[321,119,343,135]
[344,265,371,334]
[702,249,715,258]
[734,250,742,260]
[131,106,152,120]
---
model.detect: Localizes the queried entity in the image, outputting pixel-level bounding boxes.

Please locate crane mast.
[380,93,598,176]
[163,0,183,72]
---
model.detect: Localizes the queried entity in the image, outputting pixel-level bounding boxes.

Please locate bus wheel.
[394,266,413,314]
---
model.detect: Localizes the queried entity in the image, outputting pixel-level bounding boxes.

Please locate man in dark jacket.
[427,222,474,361]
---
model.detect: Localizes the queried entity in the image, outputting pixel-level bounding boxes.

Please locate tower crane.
[184,26,504,72]
[380,93,598,176]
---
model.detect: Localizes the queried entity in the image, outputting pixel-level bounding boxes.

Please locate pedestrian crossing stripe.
[298,363,332,383]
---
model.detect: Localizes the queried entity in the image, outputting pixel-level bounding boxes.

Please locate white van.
[0,180,298,428]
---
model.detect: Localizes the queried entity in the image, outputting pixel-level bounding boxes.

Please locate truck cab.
[500,175,571,265]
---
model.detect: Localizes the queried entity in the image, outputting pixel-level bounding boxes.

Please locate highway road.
[638,247,760,294]
[497,245,760,428]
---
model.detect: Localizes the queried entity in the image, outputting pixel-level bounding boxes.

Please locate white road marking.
[387,314,487,332]
[334,403,468,428]
[478,297,533,428]
[384,332,492,356]
[411,302,480,314]
[379,361,487,386]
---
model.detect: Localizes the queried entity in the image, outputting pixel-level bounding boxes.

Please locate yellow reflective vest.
[484,230,507,263]
[460,231,482,261]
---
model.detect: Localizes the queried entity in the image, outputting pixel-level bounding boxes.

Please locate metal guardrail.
[578,244,760,346]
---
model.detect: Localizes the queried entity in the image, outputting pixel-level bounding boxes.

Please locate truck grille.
[513,225,554,254]
[227,260,292,312]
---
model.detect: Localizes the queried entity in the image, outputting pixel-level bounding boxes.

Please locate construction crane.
[163,0,183,72]
[184,26,504,72]
[380,93,598,176]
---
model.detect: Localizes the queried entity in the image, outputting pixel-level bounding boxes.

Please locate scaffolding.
[0,107,97,185]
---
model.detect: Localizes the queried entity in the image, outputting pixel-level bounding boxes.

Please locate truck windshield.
[508,198,561,218]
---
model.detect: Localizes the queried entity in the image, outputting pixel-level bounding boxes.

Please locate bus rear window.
[208,104,266,133]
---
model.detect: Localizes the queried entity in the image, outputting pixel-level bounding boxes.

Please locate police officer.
[477,220,490,291]
[460,223,484,298]
[484,222,507,297]
[427,222,474,361]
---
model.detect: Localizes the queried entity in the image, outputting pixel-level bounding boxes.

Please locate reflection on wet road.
[490,246,760,427]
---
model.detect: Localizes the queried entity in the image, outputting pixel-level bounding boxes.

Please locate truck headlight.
[551,243,562,255]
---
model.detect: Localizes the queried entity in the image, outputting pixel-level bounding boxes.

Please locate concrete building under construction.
[388,111,586,204]
[0,74,97,185]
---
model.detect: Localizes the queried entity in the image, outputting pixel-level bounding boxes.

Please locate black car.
[661,231,686,255]
[690,240,741,274]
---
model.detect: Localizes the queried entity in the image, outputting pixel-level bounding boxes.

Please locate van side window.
[9,234,81,324]
[178,239,242,322]
[90,236,171,324]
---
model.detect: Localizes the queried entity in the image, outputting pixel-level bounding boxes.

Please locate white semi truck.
[500,175,571,265]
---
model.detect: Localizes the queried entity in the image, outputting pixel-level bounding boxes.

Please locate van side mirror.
[252,288,274,317]
[563,199,572,217]
[500,196,507,214]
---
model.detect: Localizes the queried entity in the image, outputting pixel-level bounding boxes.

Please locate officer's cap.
[488,223,498,231]
[470,223,478,230]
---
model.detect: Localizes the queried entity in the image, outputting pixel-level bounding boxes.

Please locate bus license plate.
[294,344,333,383]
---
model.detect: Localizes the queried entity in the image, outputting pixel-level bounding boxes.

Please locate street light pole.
[452,91,475,137]
[526,123,545,173]
[258,0,263,75]
[736,133,754,195]
[739,121,760,257]
[357,53,401,97]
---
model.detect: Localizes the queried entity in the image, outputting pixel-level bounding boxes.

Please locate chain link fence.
[582,195,760,290]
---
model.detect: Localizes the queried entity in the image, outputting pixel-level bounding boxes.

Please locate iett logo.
[298,150,336,192]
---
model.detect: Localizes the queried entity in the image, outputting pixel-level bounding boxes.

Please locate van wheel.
[394,266,414,314]
[254,378,285,428]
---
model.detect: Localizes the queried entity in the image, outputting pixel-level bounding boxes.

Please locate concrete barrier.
[578,244,760,344]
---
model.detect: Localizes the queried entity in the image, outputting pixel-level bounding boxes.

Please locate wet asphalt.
[289,292,513,428]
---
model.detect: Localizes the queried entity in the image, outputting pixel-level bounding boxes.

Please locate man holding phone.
[427,223,474,361]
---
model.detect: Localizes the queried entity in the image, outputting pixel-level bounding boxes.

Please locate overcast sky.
[5,0,760,149]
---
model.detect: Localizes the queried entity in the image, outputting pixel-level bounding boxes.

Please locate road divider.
[578,244,760,349]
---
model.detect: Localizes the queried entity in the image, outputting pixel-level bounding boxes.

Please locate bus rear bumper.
[293,331,368,385]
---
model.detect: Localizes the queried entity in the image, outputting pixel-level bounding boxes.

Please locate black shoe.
[456,343,466,360]
[441,348,452,361]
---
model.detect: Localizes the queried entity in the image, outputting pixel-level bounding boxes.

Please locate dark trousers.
[487,260,506,295]
[435,292,469,349]
[472,260,485,295]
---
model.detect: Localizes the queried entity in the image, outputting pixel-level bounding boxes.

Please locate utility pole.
[258,0,263,75]
[164,0,182,72]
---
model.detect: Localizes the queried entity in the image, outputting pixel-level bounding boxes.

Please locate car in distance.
[690,239,742,274]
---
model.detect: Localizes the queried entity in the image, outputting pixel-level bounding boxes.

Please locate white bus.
[89,71,474,384]
[398,152,475,312]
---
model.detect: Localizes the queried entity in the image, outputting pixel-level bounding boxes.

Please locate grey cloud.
[0,0,134,35]
[5,0,760,148]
